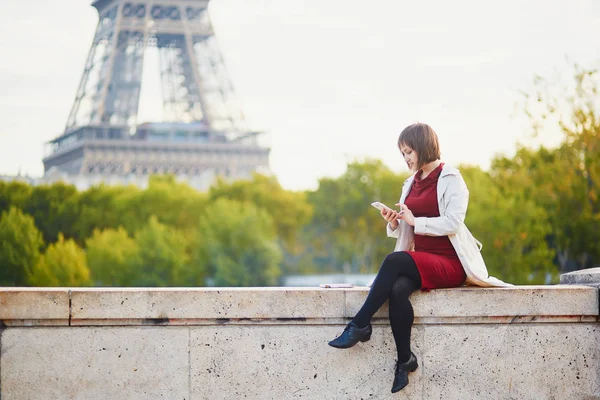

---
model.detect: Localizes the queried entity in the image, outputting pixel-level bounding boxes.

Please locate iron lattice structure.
[43,0,269,190]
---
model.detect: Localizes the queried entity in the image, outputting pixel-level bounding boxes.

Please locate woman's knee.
[381,252,421,284]
[383,251,412,267]
[390,276,416,299]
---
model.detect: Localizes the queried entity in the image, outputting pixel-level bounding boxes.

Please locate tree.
[115,175,208,235]
[0,181,33,213]
[29,234,91,286]
[0,207,44,286]
[22,183,80,244]
[194,198,282,286]
[129,216,190,287]
[460,166,556,284]
[208,173,312,249]
[72,184,134,245]
[305,159,408,274]
[495,63,600,272]
[85,227,139,286]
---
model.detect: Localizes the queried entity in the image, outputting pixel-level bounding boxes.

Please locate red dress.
[404,163,466,290]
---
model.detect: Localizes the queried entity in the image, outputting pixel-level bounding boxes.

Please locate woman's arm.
[386,221,400,238]
[381,207,402,237]
[385,177,414,238]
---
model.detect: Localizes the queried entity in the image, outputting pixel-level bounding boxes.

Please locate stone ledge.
[0,288,70,325]
[70,287,345,323]
[0,285,597,327]
[560,266,600,286]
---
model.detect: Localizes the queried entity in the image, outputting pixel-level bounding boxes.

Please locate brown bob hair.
[397,123,441,170]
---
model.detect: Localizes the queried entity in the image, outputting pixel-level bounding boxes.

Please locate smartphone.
[371,201,392,212]
[371,201,403,214]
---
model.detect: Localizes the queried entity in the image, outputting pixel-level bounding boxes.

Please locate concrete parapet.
[1,285,599,399]
[2,286,598,326]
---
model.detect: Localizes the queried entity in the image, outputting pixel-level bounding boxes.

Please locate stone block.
[421,323,600,399]
[190,324,424,399]
[0,327,189,400]
[0,288,69,325]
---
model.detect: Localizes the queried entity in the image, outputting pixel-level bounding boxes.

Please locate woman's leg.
[388,275,420,363]
[388,273,421,393]
[328,251,421,349]
[352,251,421,328]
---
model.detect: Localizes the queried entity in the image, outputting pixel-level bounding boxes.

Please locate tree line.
[1,65,598,287]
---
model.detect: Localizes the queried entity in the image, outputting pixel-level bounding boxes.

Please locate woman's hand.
[395,203,415,226]
[380,207,402,229]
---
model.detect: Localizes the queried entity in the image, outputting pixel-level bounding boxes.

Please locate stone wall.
[1,284,599,399]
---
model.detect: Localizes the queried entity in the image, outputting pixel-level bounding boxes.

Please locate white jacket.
[386,164,512,287]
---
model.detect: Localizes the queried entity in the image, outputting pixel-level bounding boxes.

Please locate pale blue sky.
[0,0,599,190]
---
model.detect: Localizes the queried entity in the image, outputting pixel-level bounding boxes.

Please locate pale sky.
[1,0,599,190]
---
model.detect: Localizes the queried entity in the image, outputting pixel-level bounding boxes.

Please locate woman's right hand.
[380,207,402,229]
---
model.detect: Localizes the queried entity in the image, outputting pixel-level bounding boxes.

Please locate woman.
[328,122,511,394]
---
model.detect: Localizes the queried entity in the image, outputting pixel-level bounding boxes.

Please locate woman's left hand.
[396,203,415,227]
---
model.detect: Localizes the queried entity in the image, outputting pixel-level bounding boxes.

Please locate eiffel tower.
[42,0,269,190]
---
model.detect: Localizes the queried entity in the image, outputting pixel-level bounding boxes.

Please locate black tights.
[352,251,422,363]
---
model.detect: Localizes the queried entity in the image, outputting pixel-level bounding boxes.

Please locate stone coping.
[0,285,597,327]
[560,266,600,285]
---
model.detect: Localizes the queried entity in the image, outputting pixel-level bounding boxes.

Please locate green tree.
[116,175,208,235]
[0,181,33,213]
[29,234,91,286]
[306,159,408,274]
[72,185,134,244]
[0,207,44,286]
[129,216,189,286]
[85,227,139,286]
[460,166,556,284]
[194,198,282,286]
[22,183,80,244]
[494,63,600,272]
[208,173,312,249]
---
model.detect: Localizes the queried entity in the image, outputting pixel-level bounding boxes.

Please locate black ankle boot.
[391,352,418,393]
[328,321,372,349]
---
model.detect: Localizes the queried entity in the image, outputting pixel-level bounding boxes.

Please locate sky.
[0,0,599,191]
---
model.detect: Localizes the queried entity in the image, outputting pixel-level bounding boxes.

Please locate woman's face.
[399,143,418,171]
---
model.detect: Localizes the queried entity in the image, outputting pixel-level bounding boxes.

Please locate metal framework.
[43,0,269,190]
[66,0,246,132]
